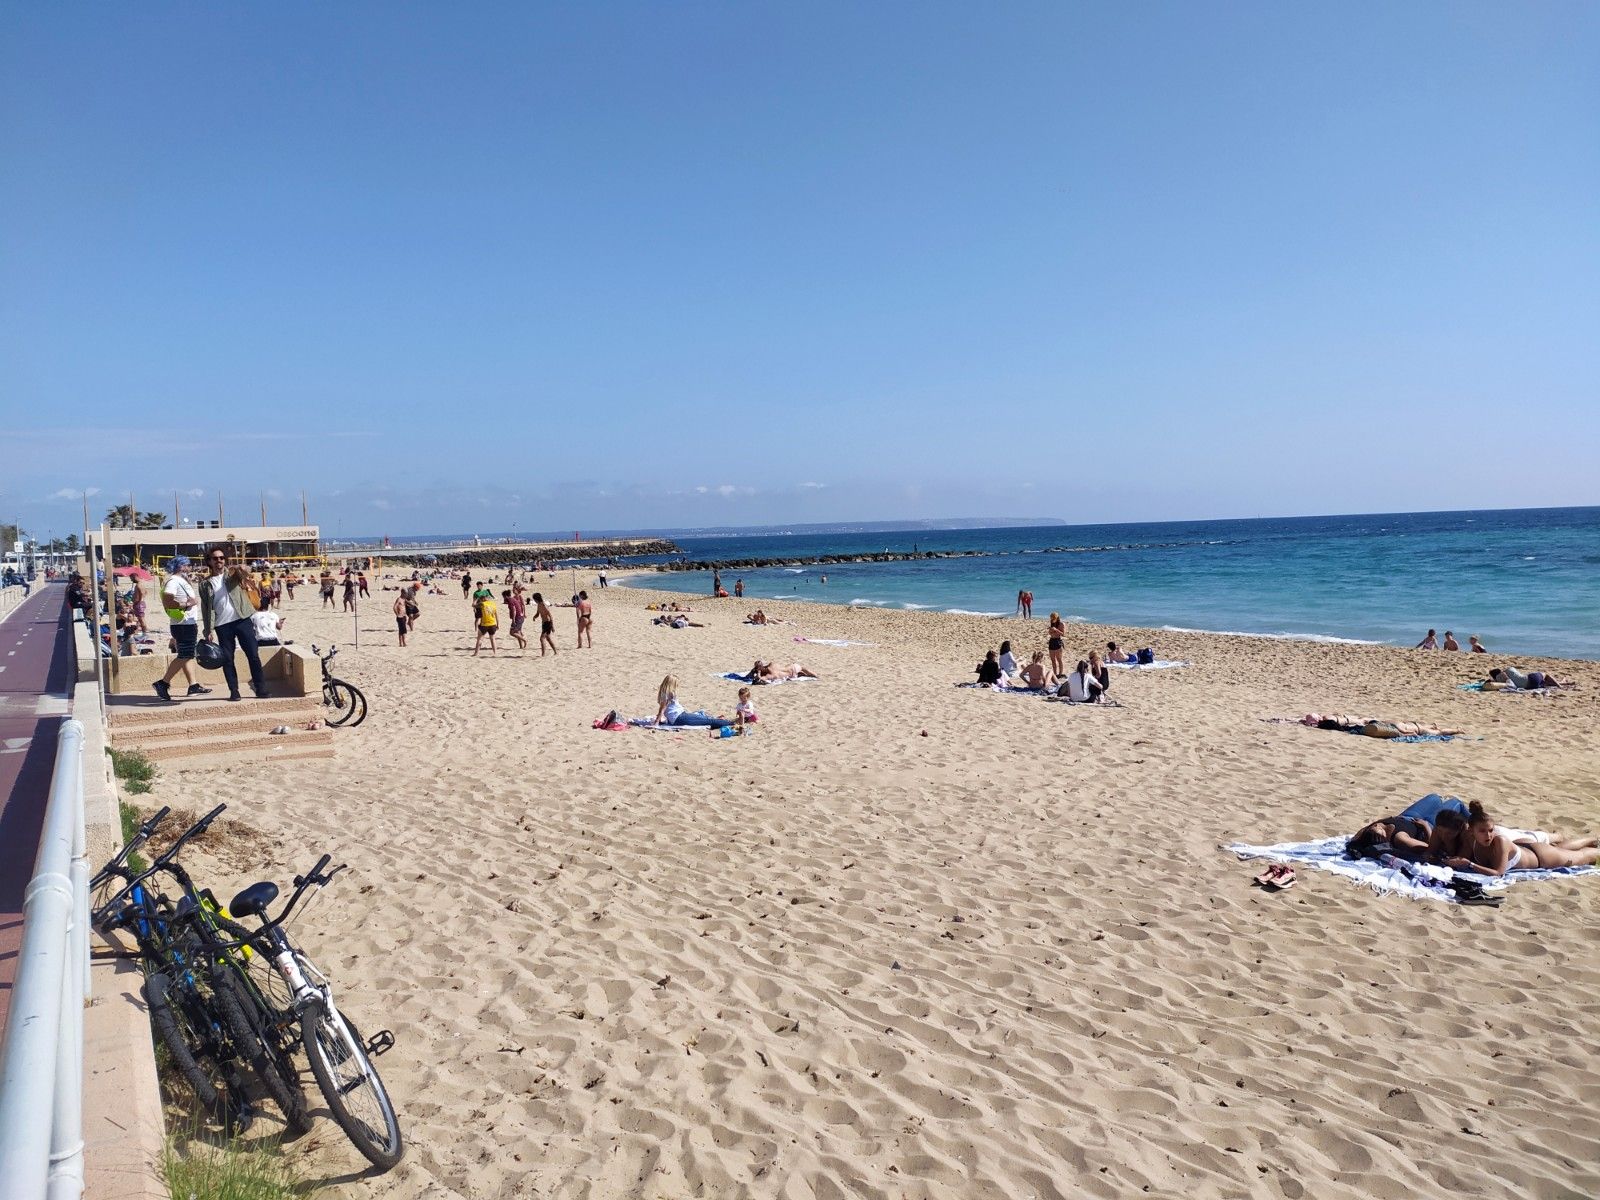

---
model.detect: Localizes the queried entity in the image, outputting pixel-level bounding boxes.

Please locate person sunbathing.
[1483,667,1566,691]
[749,659,819,683]
[654,614,706,628]
[1434,802,1600,875]
[1105,641,1138,664]
[746,610,769,625]
[1300,713,1463,737]
[1346,794,1469,861]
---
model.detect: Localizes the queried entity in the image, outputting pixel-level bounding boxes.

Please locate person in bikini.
[1017,650,1053,691]
[1046,613,1066,677]
[1432,802,1600,875]
[748,659,819,683]
[575,590,593,648]
[746,610,769,625]
[1300,713,1464,737]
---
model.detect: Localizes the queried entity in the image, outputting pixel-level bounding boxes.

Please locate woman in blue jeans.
[1346,794,1470,861]
[652,675,732,729]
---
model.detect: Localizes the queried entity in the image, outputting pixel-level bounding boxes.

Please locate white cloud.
[717,484,738,496]
[694,486,709,494]
[799,481,826,489]
[371,498,392,511]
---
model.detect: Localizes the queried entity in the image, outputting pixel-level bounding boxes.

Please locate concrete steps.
[108,691,339,766]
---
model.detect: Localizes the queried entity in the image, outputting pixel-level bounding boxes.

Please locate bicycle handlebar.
[90,805,171,887]
[94,804,226,917]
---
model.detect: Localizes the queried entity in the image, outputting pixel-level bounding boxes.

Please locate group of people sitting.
[1348,794,1599,876]
[1416,629,1485,652]
[973,641,1117,702]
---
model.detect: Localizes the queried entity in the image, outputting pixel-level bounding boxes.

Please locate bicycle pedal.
[365,1029,396,1057]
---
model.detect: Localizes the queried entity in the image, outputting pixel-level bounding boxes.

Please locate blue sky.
[3,2,1597,539]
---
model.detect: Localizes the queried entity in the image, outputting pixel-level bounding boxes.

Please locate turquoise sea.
[618,507,1600,660]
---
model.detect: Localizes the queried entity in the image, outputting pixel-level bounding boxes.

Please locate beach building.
[85,521,322,569]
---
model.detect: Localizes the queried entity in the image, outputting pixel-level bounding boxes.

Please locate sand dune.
[150,577,1600,1199]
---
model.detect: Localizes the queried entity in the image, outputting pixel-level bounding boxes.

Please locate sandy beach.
[143,573,1600,1200]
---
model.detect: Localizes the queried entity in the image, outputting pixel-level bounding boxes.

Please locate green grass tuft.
[117,800,149,874]
[107,745,157,795]
[160,1135,309,1200]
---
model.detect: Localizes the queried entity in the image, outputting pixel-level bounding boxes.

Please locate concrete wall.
[76,616,169,1199]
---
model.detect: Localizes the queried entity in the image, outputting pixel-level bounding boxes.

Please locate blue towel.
[1227,835,1598,902]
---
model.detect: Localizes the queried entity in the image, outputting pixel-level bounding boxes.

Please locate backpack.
[478,598,499,628]
[1136,647,1155,665]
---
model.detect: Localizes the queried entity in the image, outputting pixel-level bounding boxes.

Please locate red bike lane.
[0,584,78,1031]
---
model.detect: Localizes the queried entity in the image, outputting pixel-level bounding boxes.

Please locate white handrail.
[0,719,88,1200]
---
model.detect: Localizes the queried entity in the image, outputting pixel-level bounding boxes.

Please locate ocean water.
[618,507,1600,660]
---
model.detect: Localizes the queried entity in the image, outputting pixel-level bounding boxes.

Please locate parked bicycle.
[312,643,367,727]
[92,807,403,1168]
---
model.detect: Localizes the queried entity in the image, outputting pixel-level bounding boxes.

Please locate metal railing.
[0,719,89,1200]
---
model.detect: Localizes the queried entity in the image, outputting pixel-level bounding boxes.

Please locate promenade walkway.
[0,583,76,1031]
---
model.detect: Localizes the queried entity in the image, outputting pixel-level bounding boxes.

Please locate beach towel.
[1458,682,1550,695]
[1107,659,1188,670]
[1226,835,1598,902]
[716,671,814,685]
[793,636,875,647]
[954,682,1046,696]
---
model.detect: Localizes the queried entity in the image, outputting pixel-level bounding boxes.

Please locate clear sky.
[3,2,1596,539]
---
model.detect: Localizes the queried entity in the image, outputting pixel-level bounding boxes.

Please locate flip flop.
[1253,863,1290,887]
[1260,865,1297,891]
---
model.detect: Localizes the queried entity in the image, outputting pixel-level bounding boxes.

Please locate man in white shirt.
[200,547,267,701]
[251,609,286,646]
[152,556,211,702]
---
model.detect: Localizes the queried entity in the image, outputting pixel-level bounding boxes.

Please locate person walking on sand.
[357,570,370,599]
[531,592,559,656]
[341,571,357,612]
[405,582,421,631]
[1016,589,1026,617]
[1416,629,1438,649]
[393,592,409,647]
[152,556,211,702]
[461,572,473,601]
[200,546,267,701]
[576,590,593,648]
[504,588,527,650]
[472,589,499,657]
[320,570,335,608]
[1022,590,1033,619]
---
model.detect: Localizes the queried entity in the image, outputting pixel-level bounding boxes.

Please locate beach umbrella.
[112,565,153,580]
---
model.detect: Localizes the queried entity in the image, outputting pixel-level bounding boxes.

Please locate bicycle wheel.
[301,1000,403,1169]
[144,973,224,1116]
[209,964,311,1134]
[322,679,367,728]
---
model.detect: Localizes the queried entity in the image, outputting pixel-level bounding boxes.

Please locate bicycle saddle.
[229,881,280,920]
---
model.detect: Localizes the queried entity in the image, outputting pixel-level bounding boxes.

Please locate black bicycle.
[93,807,276,1131]
[312,643,367,728]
